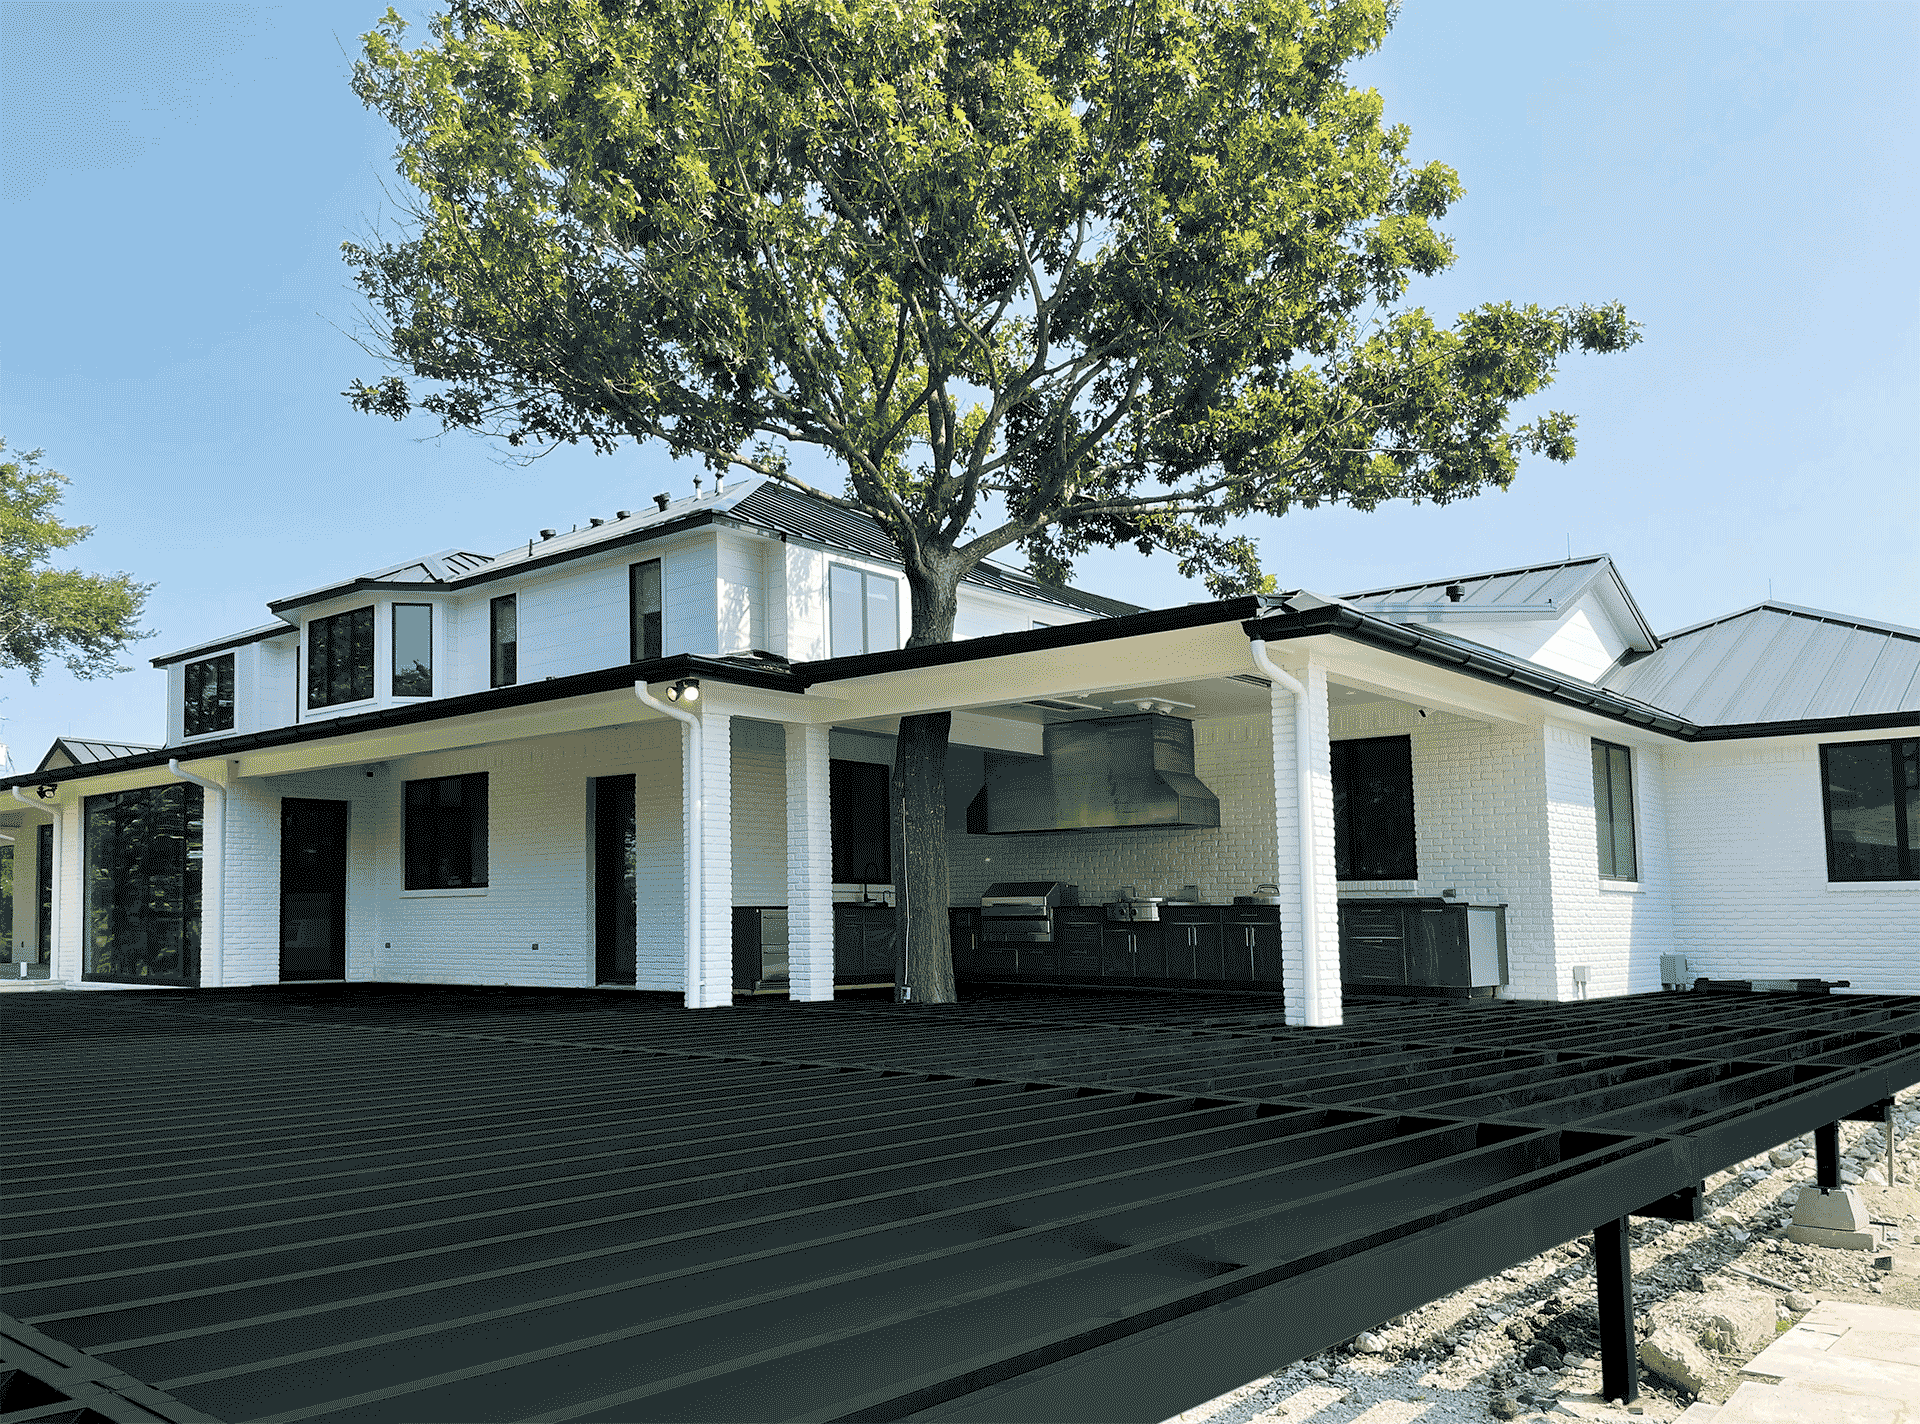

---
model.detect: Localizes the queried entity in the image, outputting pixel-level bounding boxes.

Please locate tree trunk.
[894,554,964,1004]
[894,710,954,1004]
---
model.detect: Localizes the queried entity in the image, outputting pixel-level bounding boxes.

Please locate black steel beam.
[1632,1182,1704,1223]
[1817,1121,1842,1190]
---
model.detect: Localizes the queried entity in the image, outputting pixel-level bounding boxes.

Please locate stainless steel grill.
[979,881,1079,943]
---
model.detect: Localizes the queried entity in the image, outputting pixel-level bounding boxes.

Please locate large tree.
[0,439,151,683]
[346,0,1640,1003]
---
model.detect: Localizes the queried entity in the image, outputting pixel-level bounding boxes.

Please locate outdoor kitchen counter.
[950,903,1284,993]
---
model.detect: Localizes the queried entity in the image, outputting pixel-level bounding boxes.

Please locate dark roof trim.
[2,654,805,791]
[1246,605,1918,741]
[151,622,298,668]
[265,511,726,613]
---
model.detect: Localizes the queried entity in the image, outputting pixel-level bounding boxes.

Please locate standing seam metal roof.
[1600,603,1920,725]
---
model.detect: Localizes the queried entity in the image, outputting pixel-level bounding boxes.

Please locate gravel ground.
[1161,1085,1920,1424]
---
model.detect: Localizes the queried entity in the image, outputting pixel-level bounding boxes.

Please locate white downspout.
[636,682,705,1007]
[13,786,64,976]
[1248,640,1329,1027]
[169,761,225,988]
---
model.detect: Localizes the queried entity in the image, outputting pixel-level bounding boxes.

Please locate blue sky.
[2,0,1915,770]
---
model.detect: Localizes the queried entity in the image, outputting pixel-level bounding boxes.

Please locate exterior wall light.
[35,784,59,800]
[665,678,701,704]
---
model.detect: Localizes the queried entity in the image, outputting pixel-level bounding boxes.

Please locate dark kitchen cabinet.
[1057,911,1105,980]
[1337,899,1507,996]
[1100,922,1162,979]
[1161,906,1220,981]
[1223,906,1282,984]
[833,902,897,983]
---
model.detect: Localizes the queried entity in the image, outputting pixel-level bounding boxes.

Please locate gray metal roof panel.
[36,737,163,772]
[1600,603,1920,724]
[1345,556,1609,609]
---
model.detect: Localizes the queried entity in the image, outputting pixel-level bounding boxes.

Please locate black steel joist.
[2,985,1916,1423]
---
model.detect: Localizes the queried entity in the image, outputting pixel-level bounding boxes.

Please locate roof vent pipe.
[714,472,725,494]
[539,528,558,540]
[616,510,632,519]
[1446,583,1465,603]
[589,517,605,527]
[693,473,703,493]
[653,493,671,511]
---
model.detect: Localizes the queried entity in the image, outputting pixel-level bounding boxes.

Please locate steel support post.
[1816,1121,1841,1191]
[1594,1216,1638,1405]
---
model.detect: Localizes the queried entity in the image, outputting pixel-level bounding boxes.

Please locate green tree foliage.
[346,0,1640,1001]
[0,440,152,682]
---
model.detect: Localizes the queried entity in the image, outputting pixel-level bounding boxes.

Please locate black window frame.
[307,606,375,708]
[630,559,662,663]
[404,772,489,890]
[82,783,203,984]
[1591,739,1639,881]
[829,563,902,657]
[490,593,518,688]
[1821,738,1919,882]
[391,602,434,698]
[183,652,236,737]
[830,758,892,884]
[1331,735,1418,881]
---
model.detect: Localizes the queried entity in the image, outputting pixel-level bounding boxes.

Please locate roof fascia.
[266,510,724,614]
[1245,604,1697,738]
[0,652,805,792]
[151,622,299,669]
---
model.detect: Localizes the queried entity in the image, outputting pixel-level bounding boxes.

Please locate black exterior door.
[594,775,637,985]
[280,799,347,981]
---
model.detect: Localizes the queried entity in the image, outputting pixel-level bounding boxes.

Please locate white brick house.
[4,478,1915,1022]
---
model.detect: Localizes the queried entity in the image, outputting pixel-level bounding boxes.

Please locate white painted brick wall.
[731,719,788,904]
[1666,735,1920,992]
[786,722,834,1000]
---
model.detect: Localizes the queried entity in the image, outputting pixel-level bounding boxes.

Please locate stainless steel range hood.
[966,713,1221,834]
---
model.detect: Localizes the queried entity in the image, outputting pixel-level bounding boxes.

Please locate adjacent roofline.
[34,737,164,774]
[1344,553,1662,653]
[1656,600,1920,646]
[1342,553,1608,601]
[151,621,297,669]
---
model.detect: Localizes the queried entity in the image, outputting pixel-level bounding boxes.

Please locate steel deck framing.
[3,986,1917,1423]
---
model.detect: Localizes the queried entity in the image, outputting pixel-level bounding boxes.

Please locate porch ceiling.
[5,987,1915,1424]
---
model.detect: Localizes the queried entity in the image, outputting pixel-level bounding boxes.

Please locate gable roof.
[263,474,1142,620]
[1344,554,1660,652]
[1600,602,1920,725]
[37,737,163,772]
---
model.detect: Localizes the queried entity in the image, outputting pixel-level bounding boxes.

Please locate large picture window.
[830,759,891,884]
[392,603,433,697]
[1331,735,1417,881]
[83,783,203,982]
[184,653,235,736]
[829,564,900,657]
[630,560,662,662]
[308,606,374,708]
[405,773,489,889]
[1822,739,1918,881]
[1591,740,1638,881]
[490,594,517,687]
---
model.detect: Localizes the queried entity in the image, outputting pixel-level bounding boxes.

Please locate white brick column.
[690,708,734,1008]
[1267,657,1341,1026]
[785,721,835,1001]
[53,799,80,982]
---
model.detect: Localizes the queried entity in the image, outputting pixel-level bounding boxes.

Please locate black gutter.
[152,622,297,669]
[0,653,805,791]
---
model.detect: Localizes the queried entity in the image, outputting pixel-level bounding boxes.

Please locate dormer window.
[392,604,433,697]
[308,607,374,708]
[183,653,235,736]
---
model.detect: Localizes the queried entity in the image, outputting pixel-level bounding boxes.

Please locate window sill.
[1826,880,1920,892]
[400,887,489,898]
[1599,880,1643,894]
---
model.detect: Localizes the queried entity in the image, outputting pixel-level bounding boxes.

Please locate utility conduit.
[1248,640,1329,1027]
[11,787,60,973]
[168,760,226,988]
[636,682,706,1006]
